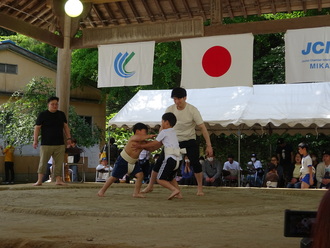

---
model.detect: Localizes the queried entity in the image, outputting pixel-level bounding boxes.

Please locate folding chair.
[95,170,110,182]
[63,147,85,183]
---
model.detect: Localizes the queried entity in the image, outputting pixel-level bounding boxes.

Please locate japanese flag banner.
[181,33,253,89]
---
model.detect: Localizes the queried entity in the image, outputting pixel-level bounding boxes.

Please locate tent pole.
[237,126,241,187]
[107,127,111,162]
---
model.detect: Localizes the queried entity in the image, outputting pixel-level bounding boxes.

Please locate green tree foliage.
[253,35,284,84]
[0,34,57,62]
[71,48,98,88]
[0,28,16,36]
[68,105,103,147]
[106,117,132,150]
[152,41,181,89]
[0,77,102,148]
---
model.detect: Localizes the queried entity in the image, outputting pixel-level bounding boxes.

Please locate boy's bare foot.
[168,189,180,200]
[141,187,153,193]
[133,193,146,198]
[197,191,205,196]
[97,190,105,197]
[33,182,42,186]
[175,193,183,199]
[55,181,67,186]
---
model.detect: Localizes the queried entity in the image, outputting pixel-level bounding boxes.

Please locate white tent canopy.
[109,82,330,135]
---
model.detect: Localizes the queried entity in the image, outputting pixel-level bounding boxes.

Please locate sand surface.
[0,183,325,248]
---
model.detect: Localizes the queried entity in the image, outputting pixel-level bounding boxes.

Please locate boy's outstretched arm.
[131,134,156,142]
[135,140,162,152]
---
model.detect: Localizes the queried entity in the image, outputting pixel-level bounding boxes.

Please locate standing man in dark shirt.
[33,96,71,186]
[276,138,294,187]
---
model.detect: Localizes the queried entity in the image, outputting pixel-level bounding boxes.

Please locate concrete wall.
[0,50,56,94]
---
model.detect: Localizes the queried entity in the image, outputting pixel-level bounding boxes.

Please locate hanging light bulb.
[64,0,83,18]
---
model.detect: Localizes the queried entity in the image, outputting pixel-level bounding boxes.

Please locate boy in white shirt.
[142,87,213,196]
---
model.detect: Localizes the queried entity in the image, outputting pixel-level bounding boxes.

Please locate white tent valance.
[109,82,330,135]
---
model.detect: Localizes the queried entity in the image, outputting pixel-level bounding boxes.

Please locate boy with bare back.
[134,112,182,200]
[97,123,154,198]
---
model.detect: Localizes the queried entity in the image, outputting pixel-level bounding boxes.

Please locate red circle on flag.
[202,46,232,77]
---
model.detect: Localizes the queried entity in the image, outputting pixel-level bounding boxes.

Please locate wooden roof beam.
[225,0,234,19]
[205,14,330,36]
[39,12,54,24]
[81,0,127,3]
[39,13,55,30]
[92,5,107,26]
[116,1,130,24]
[254,0,261,16]
[211,0,222,24]
[4,0,20,15]
[154,0,167,21]
[240,0,247,18]
[168,0,180,20]
[0,1,7,8]
[302,0,307,12]
[196,0,206,21]
[23,2,45,21]
[270,0,276,14]
[79,23,86,29]
[73,18,204,48]
[30,7,51,24]
[182,0,193,18]
[0,12,63,48]
[285,0,292,13]
[141,0,155,22]
[103,3,119,25]
[85,16,97,28]
[13,0,37,18]
[317,0,322,11]
[127,0,142,23]
[47,17,58,32]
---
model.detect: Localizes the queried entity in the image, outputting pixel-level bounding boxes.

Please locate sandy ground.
[0,183,326,248]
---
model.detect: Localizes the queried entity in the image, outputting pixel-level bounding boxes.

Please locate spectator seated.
[222,155,241,187]
[95,158,112,182]
[245,153,264,187]
[221,170,238,186]
[265,164,279,188]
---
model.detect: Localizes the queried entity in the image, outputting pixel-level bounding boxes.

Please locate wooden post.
[56,14,72,117]
[210,0,222,25]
